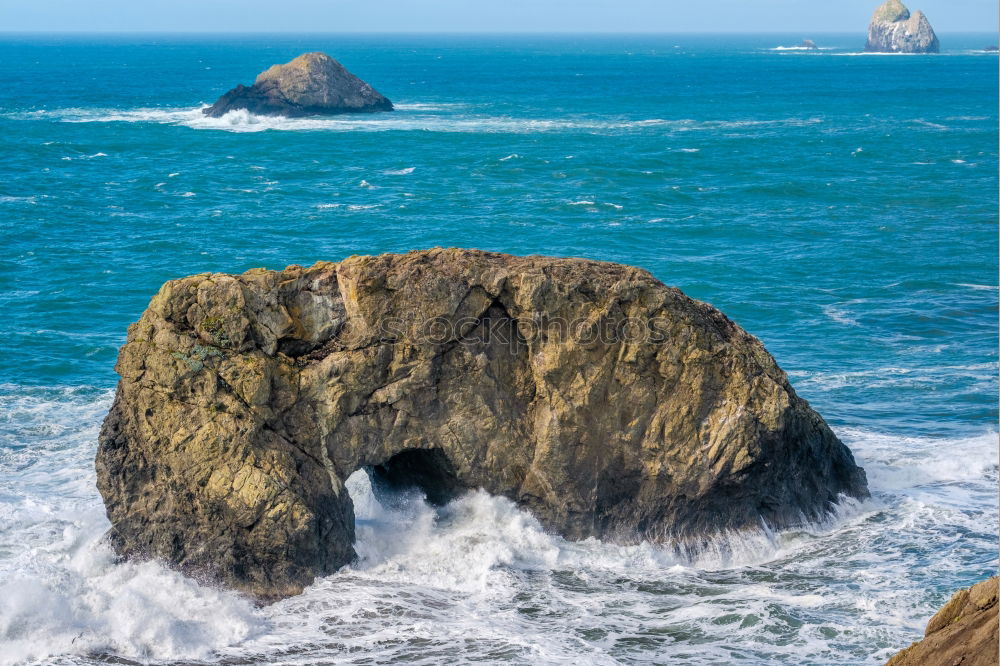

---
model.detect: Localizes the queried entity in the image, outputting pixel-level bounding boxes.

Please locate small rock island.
[865,0,939,54]
[96,249,868,601]
[203,52,392,118]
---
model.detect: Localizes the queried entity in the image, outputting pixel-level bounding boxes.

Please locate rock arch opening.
[366,447,466,507]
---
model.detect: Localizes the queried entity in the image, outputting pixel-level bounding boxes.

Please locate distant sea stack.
[96,249,869,601]
[799,39,819,50]
[886,577,998,666]
[203,52,392,118]
[865,0,940,54]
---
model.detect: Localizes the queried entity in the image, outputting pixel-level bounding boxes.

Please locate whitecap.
[821,302,860,326]
[392,102,467,111]
[60,152,109,161]
[911,119,949,130]
[954,282,999,291]
[840,428,999,496]
[25,105,822,138]
[789,362,997,393]
[383,167,415,175]
[832,52,935,57]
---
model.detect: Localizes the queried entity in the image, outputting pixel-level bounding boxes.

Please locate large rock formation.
[203,52,392,118]
[96,249,868,600]
[887,577,998,666]
[865,0,940,54]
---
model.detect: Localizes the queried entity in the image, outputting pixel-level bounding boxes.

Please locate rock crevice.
[97,249,868,600]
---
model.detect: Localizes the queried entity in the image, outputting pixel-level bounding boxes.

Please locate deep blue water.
[0,34,996,665]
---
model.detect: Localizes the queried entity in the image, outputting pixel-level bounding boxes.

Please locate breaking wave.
[0,383,995,664]
[4,105,828,136]
[769,46,835,52]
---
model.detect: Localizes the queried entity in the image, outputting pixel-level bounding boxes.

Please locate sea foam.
[0,384,995,665]
[0,387,262,666]
[18,105,831,137]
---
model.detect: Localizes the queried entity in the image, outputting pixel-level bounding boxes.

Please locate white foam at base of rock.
[0,384,995,664]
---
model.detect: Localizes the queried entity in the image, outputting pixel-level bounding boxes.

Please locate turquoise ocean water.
[0,34,997,664]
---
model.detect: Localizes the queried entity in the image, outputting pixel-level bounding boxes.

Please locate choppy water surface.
[0,34,996,664]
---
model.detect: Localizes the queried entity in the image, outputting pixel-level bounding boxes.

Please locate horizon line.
[0,29,996,36]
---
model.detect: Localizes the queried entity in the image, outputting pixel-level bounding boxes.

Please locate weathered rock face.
[203,52,392,118]
[865,0,939,54]
[887,577,999,666]
[96,249,868,600]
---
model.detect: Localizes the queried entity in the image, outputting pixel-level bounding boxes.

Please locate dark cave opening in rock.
[366,448,467,507]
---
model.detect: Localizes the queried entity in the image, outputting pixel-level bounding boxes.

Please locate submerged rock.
[96,249,868,600]
[203,52,392,118]
[886,577,998,666]
[865,0,939,54]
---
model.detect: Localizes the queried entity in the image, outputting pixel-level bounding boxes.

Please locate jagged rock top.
[203,52,393,118]
[865,0,939,53]
[96,249,868,600]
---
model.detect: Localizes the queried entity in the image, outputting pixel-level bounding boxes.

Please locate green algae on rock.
[96,249,869,601]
